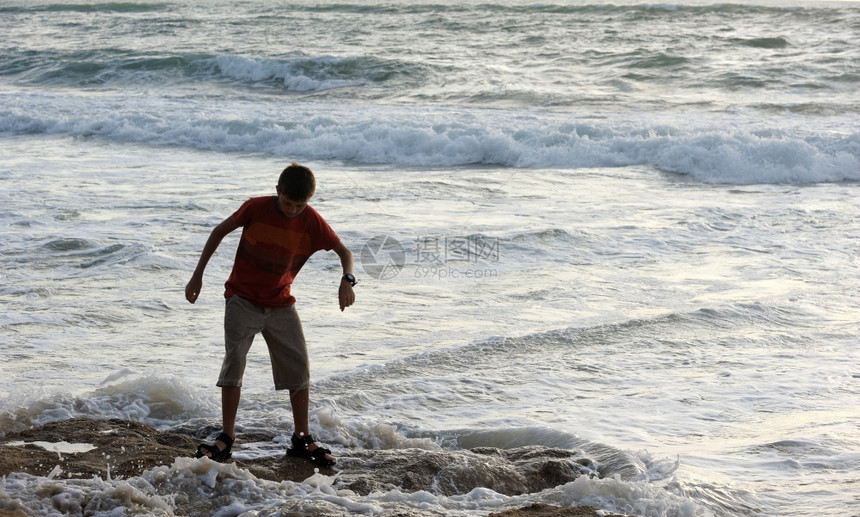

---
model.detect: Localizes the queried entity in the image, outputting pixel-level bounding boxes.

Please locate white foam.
[303,469,338,491]
[7,440,97,454]
[1,92,856,184]
[553,475,715,517]
[0,371,219,433]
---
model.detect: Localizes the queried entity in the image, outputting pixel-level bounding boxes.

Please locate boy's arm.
[333,241,355,311]
[185,216,240,304]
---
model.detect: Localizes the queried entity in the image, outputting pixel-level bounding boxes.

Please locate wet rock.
[0,418,325,483]
[489,503,620,516]
[0,419,627,517]
[335,445,595,497]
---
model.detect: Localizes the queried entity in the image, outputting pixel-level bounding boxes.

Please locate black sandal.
[195,432,234,462]
[286,432,336,467]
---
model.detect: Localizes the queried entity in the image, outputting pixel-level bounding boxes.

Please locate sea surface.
[1,0,859,516]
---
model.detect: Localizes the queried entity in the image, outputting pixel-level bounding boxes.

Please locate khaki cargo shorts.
[217,295,310,391]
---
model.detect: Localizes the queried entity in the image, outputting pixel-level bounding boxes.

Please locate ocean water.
[1,0,859,516]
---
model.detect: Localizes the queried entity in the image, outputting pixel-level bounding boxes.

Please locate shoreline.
[0,418,629,517]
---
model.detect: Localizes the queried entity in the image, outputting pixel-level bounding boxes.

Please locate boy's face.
[276,187,309,218]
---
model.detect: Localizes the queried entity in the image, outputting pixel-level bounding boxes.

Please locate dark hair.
[278,162,316,201]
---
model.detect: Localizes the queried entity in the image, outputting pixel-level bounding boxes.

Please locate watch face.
[344,274,356,285]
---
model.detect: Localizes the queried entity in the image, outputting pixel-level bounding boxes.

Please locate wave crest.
[2,94,857,184]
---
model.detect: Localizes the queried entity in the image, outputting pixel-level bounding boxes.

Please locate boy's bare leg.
[199,385,239,458]
[289,389,335,461]
[222,386,240,439]
[290,388,310,436]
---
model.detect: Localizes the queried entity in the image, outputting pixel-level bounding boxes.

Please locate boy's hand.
[186,276,203,304]
[338,281,355,311]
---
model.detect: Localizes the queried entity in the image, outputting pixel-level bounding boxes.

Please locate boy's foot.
[286,432,336,467]
[195,432,234,462]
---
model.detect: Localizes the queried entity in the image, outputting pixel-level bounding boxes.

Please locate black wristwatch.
[342,273,357,286]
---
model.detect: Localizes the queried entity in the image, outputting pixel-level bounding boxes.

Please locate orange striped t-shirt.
[224,196,340,307]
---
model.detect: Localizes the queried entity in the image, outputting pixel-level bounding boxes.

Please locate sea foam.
[1,92,857,185]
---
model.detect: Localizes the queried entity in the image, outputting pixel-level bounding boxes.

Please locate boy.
[185,162,355,467]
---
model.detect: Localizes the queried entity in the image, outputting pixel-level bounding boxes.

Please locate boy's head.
[277,162,316,202]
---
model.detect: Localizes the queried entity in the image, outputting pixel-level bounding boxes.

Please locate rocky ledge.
[0,419,629,517]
